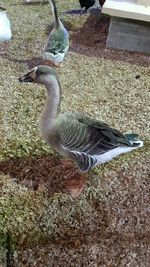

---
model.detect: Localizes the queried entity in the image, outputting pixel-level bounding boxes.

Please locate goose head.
[19,65,58,85]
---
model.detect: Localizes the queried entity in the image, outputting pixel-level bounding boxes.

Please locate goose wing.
[56,113,131,171]
[46,28,69,55]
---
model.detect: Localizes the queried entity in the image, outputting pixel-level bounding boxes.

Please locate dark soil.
[71,14,150,67]
[0,154,82,196]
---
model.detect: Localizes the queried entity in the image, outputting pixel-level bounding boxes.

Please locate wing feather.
[46,29,69,55]
[56,113,130,171]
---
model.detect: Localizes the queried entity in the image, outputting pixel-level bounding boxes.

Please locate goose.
[19,65,143,197]
[0,7,12,54]
[43,0,69,67]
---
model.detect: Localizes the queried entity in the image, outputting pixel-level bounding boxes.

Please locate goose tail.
[125,133,144,148]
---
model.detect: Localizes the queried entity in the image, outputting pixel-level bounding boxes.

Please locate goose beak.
[19,74,34,83]
[19,70,36,83]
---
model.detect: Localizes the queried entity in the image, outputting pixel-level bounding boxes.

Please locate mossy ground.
[0,0,150,266]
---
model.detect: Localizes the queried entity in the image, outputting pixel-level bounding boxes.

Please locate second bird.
[43,0,69,67]
[79,0,100,12]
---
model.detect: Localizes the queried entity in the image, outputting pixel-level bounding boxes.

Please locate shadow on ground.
[0,154,83,196]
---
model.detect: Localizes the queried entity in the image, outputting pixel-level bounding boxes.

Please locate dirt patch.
[13,238,150,267]
[71,14,150,67]
[0,154,82,195]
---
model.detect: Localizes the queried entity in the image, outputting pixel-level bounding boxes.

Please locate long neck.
[40,76,61,136]
[49,0,59,28]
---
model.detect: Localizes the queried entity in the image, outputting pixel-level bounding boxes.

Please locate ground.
[0,0,150,266]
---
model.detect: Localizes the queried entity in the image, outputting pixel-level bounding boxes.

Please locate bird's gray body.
[45,112,143,172]
[44,20,69,63]
[43,0,69,65]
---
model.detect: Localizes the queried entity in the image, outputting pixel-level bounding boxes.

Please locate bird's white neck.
[40,76,61,139]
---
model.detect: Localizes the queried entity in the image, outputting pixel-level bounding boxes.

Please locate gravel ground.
[0,0,150,266]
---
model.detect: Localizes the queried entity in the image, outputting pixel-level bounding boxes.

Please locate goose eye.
[40,71,45,75]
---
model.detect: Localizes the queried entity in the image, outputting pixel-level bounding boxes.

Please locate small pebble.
[135,75,140,79]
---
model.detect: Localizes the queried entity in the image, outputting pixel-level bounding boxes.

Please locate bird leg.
[64,173,87,198]
[60,158,87,197]
[60,158,75,170]
[44,60,62,68]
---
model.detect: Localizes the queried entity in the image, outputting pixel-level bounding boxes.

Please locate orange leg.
[60,158,75,170]
[59,158,87,197]
[64,173,87,198]
[44,60,62,68]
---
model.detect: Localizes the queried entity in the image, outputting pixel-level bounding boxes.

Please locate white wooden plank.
[102,0,150,22]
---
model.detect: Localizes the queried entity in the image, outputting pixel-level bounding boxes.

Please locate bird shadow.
[63,8,101,15]
[0,154,82,197]
[10,1,48,6]
[5,55,44,69]
[62,9,82,15]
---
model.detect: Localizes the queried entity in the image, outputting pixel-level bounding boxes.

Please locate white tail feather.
[95,140,143,165]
